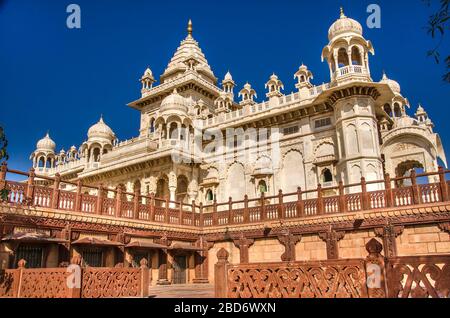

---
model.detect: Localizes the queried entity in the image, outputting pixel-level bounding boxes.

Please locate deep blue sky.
[1,0,449,172]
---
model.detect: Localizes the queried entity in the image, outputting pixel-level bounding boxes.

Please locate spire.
[160,18,216,84]
[187,19,193,37]
[340,6,346,18]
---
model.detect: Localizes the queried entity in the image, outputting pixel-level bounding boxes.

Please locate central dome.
[160,89,188,115]
[328,8,363,41]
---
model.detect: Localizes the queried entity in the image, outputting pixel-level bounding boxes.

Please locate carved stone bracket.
[438,222,450,234]
[232,232,255,263]
[319,229,345,260]
[277,231,301,262]
[374,224,404,258]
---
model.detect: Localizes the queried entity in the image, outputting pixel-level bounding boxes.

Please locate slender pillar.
[157,249,170,285]
[193,237,212,284]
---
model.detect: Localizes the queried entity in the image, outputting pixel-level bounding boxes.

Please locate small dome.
[36,133,56,152]
[59,149,66,155]
[415,104,427,116]
[224,71,233,81]
[380,72,401,94]
[328,8,363,41]
[299,63,308,70]
[88,116,115,141]
[70,145,77,151]
[160,89,188,114]
[141,67,154,79]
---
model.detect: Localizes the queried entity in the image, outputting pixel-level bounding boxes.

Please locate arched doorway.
[395,160,425,187]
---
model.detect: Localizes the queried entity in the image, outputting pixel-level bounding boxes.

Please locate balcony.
[334,65,371,84]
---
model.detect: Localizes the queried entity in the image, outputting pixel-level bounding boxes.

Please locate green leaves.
[0,126,8,162]
[424,0,450,83]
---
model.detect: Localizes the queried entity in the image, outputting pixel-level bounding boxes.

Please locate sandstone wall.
[295,234,327,261]
[338,230,381,259]
[396,225,450,256]
[248,238,284,263]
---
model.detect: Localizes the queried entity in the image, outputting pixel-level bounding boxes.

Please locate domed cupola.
[159,89,188,116]
[328,7,363,41]
[87,116,115,142]
[380,72,401,95]
[322,7,374,84]
[30,132,57,170]
[36,133,56,153]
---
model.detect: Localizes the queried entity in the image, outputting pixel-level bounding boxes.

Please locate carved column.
[319,229,345,260]
[233,233,254,263]
[168,171,177,208]
[155,234,171,285]
[193,236,213,284]
[277,231,301,262]
[374,224,404,258]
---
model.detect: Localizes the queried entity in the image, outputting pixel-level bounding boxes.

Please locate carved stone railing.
[81,267,143,298]
[215,239,450,298]
[1,162,449,229]
[0,258,150,298]
[225,258,368,298]
[385,255,450,298]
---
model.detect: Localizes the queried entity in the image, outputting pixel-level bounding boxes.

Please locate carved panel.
[81,267,141,298]
[227,259,368,298]
[386,255,450,298]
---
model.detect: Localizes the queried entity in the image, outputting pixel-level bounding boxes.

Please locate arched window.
[337,48,349,67]
[38,157,45,168]
[351,46,362,65]
[92,148,101,162]
[393,103,402,117]
[206,189,214,201]
[322,168,333,183]
[300,75,305,82]
[169,122,178,139]
[258,180,268,195]
[149,118,155,133]
[384,104,392,117]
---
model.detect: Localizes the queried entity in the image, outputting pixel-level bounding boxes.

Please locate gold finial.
[340,6,346,18]
[187,19,193,36]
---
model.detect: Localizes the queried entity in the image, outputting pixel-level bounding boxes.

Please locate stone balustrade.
[1,162,449,229]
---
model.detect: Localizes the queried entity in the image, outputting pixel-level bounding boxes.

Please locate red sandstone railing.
[1,162,449,228]
[0,257,150,298]
[214,239,450,298]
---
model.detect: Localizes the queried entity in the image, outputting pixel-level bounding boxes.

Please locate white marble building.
[30,10,447,206]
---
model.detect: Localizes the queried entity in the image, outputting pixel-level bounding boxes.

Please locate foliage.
[423,0,450,82]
